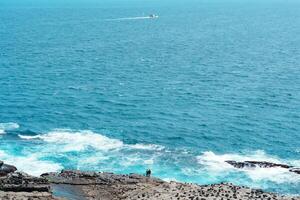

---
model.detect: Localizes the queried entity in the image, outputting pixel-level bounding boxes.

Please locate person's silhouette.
[146,169,151,177]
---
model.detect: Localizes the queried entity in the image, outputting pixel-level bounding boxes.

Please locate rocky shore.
[0,161,299,200]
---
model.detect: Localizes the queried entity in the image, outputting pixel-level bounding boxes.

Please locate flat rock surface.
[43,170,300,200]
[0,191,61,200]
[1,161,299,200]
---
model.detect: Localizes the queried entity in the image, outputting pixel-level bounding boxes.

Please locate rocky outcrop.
[0,161,299,200]
[0,161,60,200]
[0,161,17,176]
[0,172,50,192]
[289,168,300,175]
[42,170,300,200]
[41,170,164,185]
[225,160,300,175]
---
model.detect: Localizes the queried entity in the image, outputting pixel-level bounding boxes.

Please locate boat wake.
[105,16,158,21]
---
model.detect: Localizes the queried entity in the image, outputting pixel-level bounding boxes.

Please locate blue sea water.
[1,0,300,195]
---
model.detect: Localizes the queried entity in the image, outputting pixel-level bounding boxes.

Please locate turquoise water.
[1,0,300,195]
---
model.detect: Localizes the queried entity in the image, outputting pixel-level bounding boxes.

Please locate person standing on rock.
[146,169,151,177]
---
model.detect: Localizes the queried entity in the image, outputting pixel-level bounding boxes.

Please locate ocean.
[0,0,300,195]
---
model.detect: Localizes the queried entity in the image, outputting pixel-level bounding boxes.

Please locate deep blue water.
[1,0,300,195]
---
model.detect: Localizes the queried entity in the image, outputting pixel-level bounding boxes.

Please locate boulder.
[0,161,17,176]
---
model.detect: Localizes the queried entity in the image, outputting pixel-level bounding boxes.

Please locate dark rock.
[0,171,50,192]
[0,161,17,176]
[225,160,291,169]
[289,168,300,174]
[226,160,300,176]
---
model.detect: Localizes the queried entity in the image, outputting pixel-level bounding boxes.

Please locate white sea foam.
[18,135,41,140]
[197,151,300,183]
[129,143,164,151]
[19,129,165,154]
[19,129,124,152]
[0,122,20,134]
[143,158,154,165]
[16,129,165,173]
[0,150,62,176]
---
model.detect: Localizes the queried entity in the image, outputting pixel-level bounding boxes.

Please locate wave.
[16,129,165,174]
[0,150,62,176]
[13,129,300,188]
[197,151,300,184]
[19,129,124,152]
[129,143,164,151]
[18,129,165,153]
[0,122,20,134]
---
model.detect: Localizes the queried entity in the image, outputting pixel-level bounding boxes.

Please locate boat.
[149,14,159,18]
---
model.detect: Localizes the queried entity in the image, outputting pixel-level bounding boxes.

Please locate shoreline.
[1,161,299,200]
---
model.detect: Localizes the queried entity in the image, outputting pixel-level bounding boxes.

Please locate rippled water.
[0,0,300,195]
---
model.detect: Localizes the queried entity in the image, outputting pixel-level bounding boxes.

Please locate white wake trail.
[105,16,155,21]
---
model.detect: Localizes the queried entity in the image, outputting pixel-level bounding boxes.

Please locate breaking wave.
[5,129,300,193]
[15,129,165,176]
[0,150,62,176]
[0,122,20,134]
[197,151,300,184]
[130,143,164,151]
[19,129,124,152]
[19,129,165,153]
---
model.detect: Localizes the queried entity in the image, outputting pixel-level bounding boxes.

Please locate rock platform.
[0,161,299,200]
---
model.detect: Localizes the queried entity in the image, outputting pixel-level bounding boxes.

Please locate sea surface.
[1,0,300,195]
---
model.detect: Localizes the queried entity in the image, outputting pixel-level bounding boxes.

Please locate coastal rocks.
[0,172,50,192]
[225,160,291,169]
[42,170,164,185]
[225,160,300,175]
[0,161,17,176]
[289,168,300,175]
[0,161,61,200]
[0,165,299,200]
[42,170,165,200]
[43,170,300,200]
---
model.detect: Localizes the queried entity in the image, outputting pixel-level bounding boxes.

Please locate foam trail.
[105,16,156,21]
[129,143,164,151]
[0,122,20,134]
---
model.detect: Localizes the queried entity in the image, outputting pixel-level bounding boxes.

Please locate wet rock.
[289,168,300,174]
[0,161,17,176]
[225,160,291,169]
[226,160,300,176]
